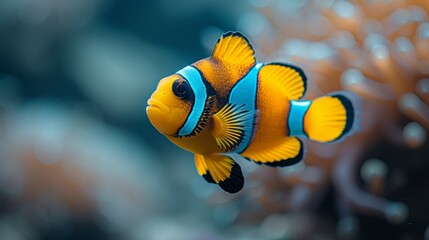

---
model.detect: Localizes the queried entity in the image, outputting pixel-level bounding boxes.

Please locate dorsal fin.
[258,63,307,100]
[211,32,256,69]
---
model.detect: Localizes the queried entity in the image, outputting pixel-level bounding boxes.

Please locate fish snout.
[147,97,184,136]
[147,98,170,114]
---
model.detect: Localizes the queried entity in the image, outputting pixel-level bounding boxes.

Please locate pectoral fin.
[194,154,244,193]
[212,104,256,152]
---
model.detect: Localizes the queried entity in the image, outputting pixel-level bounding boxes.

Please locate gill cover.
[176,66,207,136]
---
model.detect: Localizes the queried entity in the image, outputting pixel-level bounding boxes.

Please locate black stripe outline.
[330,94,355,142]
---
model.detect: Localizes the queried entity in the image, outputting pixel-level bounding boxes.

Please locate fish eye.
[172,79,190,99]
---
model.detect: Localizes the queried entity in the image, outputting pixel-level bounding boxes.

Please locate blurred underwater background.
[0,0,429,239]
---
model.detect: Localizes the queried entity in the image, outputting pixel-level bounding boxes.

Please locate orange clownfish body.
[147,32,359,193]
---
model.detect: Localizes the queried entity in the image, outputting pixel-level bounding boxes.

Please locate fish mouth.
[146,98,169,114]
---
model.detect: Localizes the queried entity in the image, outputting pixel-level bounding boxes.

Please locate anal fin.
[242,137,304,167]
[194,154,244,193]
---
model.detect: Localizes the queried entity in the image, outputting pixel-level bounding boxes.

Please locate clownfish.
[147,32,359,193]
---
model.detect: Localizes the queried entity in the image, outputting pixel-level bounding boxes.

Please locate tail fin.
[303,92,360,143]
